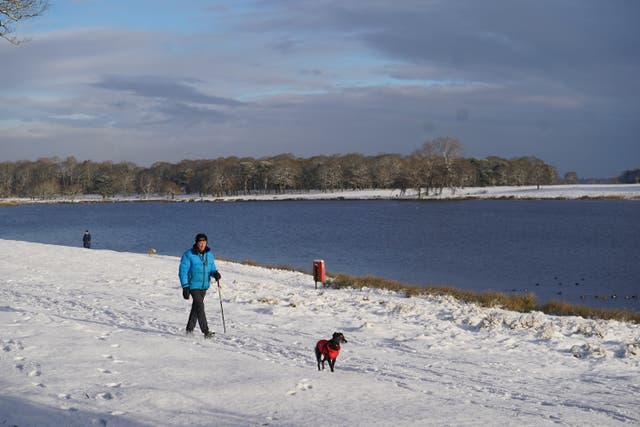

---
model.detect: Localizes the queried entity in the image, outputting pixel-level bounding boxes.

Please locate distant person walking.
[179,233,221,339]
[82,230,92,249]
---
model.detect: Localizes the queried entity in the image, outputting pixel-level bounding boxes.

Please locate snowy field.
[213,184,640,202]
[2,184,640,204]
[1,239,639,426]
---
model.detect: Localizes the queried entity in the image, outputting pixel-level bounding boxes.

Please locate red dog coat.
[317,339,341,359]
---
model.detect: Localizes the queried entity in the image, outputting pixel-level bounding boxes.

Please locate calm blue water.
[1,200,638,311]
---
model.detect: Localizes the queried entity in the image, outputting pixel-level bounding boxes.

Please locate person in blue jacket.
[179,233,221,338]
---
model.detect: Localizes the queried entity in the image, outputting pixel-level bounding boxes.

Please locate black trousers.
[187,289,209,333]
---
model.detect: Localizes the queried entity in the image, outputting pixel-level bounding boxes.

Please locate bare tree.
[318,156,343,191]
[202,164,227,197]
[136,170,159,198]
[270,154,302,193]
[404,154,427,198]
[370,154,402,189]
[0,162,15,197]
[239,160,256,194]
[111,162,142,195]
[1,0,48,44]
[340,153,371,190]
[255,160,273,193]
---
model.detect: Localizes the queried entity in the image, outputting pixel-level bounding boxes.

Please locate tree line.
[0,137,564,199]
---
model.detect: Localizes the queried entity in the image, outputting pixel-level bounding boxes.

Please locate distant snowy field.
[214,184,640,202]
[1,240,639,426]
[3,184,640,204]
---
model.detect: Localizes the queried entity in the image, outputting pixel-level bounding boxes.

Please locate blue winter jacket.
[179,246,218,290]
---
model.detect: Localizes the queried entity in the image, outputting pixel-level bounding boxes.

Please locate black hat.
[195,233,208,242]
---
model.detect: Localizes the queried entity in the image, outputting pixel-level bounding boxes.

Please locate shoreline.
[2,183,640,205]
[2,236,638,319]
[2,237,639,321]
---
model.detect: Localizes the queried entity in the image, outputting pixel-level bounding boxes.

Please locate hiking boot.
[185,329,194,335]
[203,331,215,339]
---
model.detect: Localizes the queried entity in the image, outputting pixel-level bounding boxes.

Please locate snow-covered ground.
[3,184,640,204]
[214,184,640,202]
[1,240,639,426]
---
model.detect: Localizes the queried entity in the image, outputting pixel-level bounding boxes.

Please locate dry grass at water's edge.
[230,259,640,323]
[327,273,640,324]
[537,300,640,323]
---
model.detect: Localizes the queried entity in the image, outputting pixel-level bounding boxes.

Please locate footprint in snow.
[102,354,124,363]
[287,379,313,395]
[2,339,24,352]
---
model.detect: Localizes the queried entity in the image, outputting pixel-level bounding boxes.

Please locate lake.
[1,199,638,311]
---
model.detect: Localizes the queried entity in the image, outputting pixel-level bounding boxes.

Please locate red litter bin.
[313,260,325,289]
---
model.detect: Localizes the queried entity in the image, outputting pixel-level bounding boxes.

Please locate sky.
[1,0,639,178]
[1,239,639,426]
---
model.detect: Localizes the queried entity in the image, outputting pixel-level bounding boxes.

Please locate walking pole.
[216,279,227,333]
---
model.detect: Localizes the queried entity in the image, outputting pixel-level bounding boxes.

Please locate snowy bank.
[214,184,640,202]
[1,240,639,426]
[2,184,640,205]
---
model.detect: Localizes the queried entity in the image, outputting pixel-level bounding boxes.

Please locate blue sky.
[2,0,639,178]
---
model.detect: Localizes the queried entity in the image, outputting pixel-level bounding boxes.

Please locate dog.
[315,332,347,372]
[148,248,157,255]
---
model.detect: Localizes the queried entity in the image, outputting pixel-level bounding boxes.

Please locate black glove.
[182,287,190,300]
[213,271,221,281]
